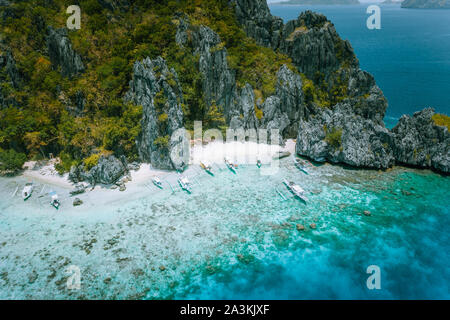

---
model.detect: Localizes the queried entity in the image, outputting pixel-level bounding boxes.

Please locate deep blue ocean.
[269,3,450,127]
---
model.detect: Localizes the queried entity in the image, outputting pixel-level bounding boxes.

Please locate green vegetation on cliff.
[0,0,340,172]
[432,113,450,131]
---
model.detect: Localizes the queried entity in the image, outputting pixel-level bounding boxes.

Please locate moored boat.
[152,177,163,189]
[49,191,60,209]
[22,183,33,201]
[283,179,308,202]
[200,161,214,176]
[294,158,309,174]
[178,176,192,193]
[224,157,236,173]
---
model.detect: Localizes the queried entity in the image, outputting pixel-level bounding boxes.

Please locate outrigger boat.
[283,179,308,202]
[294,158,309,174]
[49,191,61,209]
[200,161,214,176]
[22,183,34,201]
[224,157,237,173]
[152,176,163,189]
[178,176,192,193]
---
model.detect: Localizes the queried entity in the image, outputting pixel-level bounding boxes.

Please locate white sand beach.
[2,139,296,213]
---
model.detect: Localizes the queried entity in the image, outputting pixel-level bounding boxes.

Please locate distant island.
[274,0,359,5]
[401,0,450,8]
[381,0,403,4]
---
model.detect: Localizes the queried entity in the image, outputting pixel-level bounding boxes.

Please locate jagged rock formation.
[230,2,391,168]
[69,155,128,185]
[401,0,450,9]
[0,48,21,108]
[392,108,449,173]
[175,16,308,138]
[261,65,306,137]
[46,27,84,78]
[124,57,186,170]
[176,17,260,130]
[189,24,237,121]
[296,103,394,169]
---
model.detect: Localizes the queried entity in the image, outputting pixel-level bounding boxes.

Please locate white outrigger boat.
[22,183,34,201]
[283,179,308,202]
[200,161,214,176]
[224,157,237,173]
[49,191,61,209]
[294,158,309,174]
[152,176,163,189]
[178,176,192,193]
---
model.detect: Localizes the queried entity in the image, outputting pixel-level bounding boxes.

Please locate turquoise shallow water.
[0,158,448,299]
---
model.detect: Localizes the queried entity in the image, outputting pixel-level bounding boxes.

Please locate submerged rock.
[73,198,83,206]
[392,108,450,173]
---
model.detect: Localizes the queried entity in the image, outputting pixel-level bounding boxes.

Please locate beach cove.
[0,140,448,299]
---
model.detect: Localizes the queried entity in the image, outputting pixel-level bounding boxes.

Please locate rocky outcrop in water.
[391,108,450,173]
[401,0,450,9]
[46,27,84,78]
[231,2,391,167]
[124,57,186,170]
[296,103,394,169]
[69,155,128,185]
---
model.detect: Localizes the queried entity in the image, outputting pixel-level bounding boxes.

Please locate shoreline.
[0,140,296,211]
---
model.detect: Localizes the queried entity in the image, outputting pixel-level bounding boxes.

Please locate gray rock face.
[261,65,306,137]
[124,57,186,170]
[69,155,128,185]
[231,3,387,115]
[190,24,237,121]
[296,103,395,169]
[279,12,357,79]
[0,48,21,108]
[231,2,395,169]
[58,89,86,117]
[230,0,284,49]
[46,27,84,78]
[392,108,450,173]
